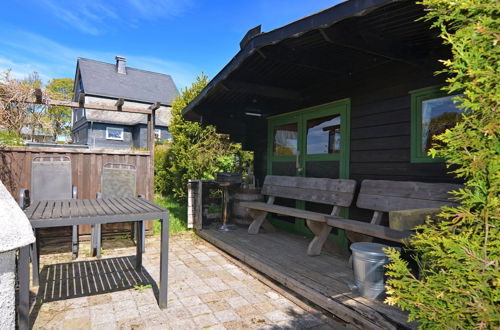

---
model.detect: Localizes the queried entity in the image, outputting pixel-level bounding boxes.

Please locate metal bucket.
[350,242,390,300]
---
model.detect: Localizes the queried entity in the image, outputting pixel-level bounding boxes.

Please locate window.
[411,86,463,162]
[155,129,161,141]
[273,123,298,156]
[306,115,341,155]
[106,127,124,140]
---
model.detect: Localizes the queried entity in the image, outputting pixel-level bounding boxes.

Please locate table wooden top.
[24,198,167,227]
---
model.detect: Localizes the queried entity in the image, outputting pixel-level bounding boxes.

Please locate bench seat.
[241,201,412,243]
[239,201,327,223]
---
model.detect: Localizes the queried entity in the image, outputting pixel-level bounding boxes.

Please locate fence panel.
[0,146,154,240]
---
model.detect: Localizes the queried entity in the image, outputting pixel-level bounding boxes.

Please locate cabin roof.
[183,0,444,120]
[77,57,179,106]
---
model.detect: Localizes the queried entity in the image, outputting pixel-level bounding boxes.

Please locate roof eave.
[182,0,401,116]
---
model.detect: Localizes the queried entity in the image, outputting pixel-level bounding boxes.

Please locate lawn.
[153,194,188,234]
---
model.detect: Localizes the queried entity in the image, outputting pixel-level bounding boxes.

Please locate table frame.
[18,198,169,330]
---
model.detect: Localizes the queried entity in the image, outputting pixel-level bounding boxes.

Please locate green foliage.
[384,0,500,328]
[153,194,188,234]
[46,78,73,140]
[0,130,24,146]
[155,73,253,200]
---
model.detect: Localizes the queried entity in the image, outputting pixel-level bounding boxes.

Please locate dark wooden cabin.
[183,0,463,328]
[184,0,461,236]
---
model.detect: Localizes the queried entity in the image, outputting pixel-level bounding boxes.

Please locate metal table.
[18,197,169,330]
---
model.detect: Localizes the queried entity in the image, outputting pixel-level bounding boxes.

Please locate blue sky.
[0,0,342,90]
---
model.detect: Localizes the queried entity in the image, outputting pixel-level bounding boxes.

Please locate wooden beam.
[115,98,124,109]
[147,108,156,199]
[257,46,346,75]
[222,80,301,100]
[34,89,43,103]
[25,98,152,114]
[319,28,423,67]
[6,90,160,114]
[78,93,85,107]
[148,101,161,111]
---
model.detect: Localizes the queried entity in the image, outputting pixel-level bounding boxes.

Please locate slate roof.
[77,58,179,105]
[75,57,178,127]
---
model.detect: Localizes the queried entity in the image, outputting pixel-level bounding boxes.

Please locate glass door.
[267,99,350,179]
[266,99,350,242]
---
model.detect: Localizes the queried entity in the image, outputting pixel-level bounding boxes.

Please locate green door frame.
[267,98,351,179]
[265,99,351,247]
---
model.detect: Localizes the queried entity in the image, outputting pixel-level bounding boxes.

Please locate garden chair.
[18,156,79,259]
[91,163,145,257]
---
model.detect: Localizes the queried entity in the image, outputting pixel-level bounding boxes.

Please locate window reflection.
[307,115,341,155]
[422,95,462,152]
[273,123,298,156]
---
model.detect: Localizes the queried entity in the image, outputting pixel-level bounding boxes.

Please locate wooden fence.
[0,146,154,240]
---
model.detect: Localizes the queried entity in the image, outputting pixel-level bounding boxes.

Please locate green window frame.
[410,85,462,163]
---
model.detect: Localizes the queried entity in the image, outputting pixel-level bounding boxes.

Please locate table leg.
[30,230,39,286]
[159,214,169,309]
[135,221,143,271]
[18,245,30,330]
[72,225,78,260]
[95,224,102,258]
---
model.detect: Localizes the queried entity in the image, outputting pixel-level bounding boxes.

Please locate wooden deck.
[198,226,416,330]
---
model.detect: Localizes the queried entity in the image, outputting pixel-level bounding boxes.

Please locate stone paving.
[30,233,338,329]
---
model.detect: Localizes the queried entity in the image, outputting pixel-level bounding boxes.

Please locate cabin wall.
[204,63,460,225]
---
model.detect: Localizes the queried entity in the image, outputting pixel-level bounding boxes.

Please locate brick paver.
[31,233,336,329]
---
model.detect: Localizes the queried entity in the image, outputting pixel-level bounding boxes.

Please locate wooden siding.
[0,146,154,239]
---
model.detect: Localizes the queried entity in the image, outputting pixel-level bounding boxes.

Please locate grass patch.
[153,194,188,234]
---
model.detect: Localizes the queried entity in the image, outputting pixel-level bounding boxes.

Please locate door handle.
[296,150,303,173]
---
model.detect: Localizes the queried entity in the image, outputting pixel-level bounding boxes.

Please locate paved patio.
[29,232,346,329]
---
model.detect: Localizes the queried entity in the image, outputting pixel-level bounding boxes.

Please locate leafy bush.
[0,130,24,146]
[155,74,253,201]
[384,0,499,328]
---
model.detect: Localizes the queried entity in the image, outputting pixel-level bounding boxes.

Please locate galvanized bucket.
[350,242,390,300]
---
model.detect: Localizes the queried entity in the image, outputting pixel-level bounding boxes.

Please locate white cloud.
[0,29,198,89]
[41,0,193,35]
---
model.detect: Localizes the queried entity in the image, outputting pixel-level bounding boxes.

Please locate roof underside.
[78,58,179,105]
[184,0,447,120]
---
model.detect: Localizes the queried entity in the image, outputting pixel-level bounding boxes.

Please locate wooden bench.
[242,177,462,256]
[240,175,357,256]
[328,179,462,244]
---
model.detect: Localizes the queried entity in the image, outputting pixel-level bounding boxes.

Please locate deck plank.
[198,227,415,330]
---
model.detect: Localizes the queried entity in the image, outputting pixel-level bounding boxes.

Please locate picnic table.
[18,197,169,330]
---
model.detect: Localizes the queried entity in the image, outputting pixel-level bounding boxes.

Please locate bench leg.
[306,220,332,256]
[248,210,268,234]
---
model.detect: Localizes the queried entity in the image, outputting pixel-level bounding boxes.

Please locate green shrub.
[155,74,253,201]
[384,0,499,328]
[0,131,24,146]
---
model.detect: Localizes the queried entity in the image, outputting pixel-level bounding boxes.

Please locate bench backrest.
[356,179,462,212]
[261,175,356,207]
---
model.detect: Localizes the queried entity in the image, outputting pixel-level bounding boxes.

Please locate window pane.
[273,123,298,156]
[306,115,341,155]
[422,95,462,152]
